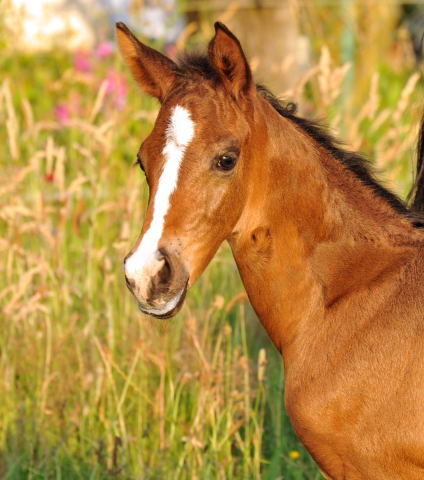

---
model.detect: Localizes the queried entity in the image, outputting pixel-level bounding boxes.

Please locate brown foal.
[117,21,424,479]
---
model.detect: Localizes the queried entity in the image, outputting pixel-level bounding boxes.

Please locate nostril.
[125,274,135,290]
[158,255,172,285]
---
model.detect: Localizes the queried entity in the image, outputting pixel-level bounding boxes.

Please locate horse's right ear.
[116,22,176,102]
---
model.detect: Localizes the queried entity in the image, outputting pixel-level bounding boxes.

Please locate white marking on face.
[125,105,195,298]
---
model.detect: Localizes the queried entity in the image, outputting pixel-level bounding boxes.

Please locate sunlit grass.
[0,25,421,479]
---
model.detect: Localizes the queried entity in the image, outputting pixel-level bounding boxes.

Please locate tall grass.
[0,16,422,480]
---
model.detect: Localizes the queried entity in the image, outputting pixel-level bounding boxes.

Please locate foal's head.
[118,22,264,318]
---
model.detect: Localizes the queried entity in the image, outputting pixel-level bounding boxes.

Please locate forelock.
[175,52,221,84]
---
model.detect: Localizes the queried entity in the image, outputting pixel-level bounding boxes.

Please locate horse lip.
[137,280,188,319]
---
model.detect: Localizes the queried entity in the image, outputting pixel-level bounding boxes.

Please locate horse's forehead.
[147,88,244,154]
[159,86,227,128]
[149,103,198,147]
[164,104,195,147]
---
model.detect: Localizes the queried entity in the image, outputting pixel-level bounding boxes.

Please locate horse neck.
[229,99,420,356]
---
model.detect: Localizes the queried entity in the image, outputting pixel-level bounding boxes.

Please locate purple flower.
[73,50,92,73]
[96,41,114,59]
[54,104,70,124]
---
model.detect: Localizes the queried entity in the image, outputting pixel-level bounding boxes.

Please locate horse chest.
[284,364,424,479]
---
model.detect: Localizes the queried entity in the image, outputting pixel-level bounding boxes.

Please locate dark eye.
[135,153,145,172]
[216,154,237,171]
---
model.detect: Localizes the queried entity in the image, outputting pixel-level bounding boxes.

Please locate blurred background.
[0,1,423,479]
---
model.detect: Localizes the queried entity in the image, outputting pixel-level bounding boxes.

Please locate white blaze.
[125,105,195,293]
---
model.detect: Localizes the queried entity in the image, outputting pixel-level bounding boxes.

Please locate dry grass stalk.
[1,80,20,160]
[89,79,109,122]
[393,72,420,123]
[21,97,34,131]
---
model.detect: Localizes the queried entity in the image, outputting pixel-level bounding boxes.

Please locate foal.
[117,21,424,479]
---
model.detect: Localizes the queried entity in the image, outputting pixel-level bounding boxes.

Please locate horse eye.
[135,154,145,172]
[216,154,237,171]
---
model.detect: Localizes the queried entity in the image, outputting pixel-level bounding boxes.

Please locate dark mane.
[256,85,411,215]
[175,53,423,227]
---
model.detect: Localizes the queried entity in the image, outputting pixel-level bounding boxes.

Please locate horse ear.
[208,22,253,98]
[116,22,176,102]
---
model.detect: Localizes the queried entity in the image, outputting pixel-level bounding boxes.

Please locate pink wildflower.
[73,50,92,73]
[96,41,114,59]
[54,104,70,124]
[105,69,128,110]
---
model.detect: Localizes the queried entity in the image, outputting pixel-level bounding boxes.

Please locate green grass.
[0,38,421,479]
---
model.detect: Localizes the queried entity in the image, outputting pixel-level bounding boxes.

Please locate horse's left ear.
[116,22,176,102]
[208,22,253,98]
